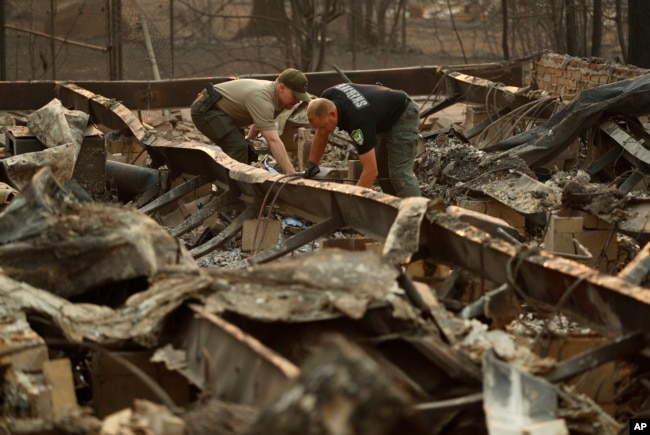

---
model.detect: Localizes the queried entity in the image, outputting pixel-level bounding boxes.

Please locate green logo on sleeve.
[351,129,364,145]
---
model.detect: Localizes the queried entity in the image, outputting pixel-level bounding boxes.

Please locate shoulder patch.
[351,129,364,146]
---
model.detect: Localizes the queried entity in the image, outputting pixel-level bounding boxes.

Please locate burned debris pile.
[0,53,650,434]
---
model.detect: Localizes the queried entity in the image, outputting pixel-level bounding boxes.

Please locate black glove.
[303,161,320,178]
[246,140,258,164]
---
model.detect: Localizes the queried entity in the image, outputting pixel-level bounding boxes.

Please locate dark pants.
[190,99,246,196]
[190,100,248,164]
[375,99,421,197]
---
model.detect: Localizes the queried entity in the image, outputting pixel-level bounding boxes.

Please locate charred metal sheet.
[414,392,483,412]
[419,94,462,119]
[447,205,526,244]
[483,350,567,433]
[383,197,432,265]
[586,145,623,177]
[461,284,509,319]
[182,305,299,407]
[0,141,79,190]
[0,266,205,345]
[600,120,650,167]
[190,202,260,259]
[544,332,645,383]
[0,99,88,190]
[472,171,561,225]
[403,335,482,385]
[599,120,650,195]
[617,199,650,243]
[618,241,650,286]
[0,167,72,244]
[203,249,406,322]
[618,170,646,194]
[170,195,220,238]
[485,73,650,166]
[420,210,650,337]
[139,175,208,215]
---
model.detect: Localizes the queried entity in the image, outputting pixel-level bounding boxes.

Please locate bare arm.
[308,128,329,164]
[357,149,379,188]
[260,129,296,174]
[246,126,258,141]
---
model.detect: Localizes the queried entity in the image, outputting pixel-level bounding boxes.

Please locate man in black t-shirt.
[305,83,421,198]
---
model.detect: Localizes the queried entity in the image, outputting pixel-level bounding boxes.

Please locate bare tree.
[446,0,467,63]
[234,0,289,39]
[381,0,407,66]
[627,0,650,67]
[288,0,343,71]
[362,0,376,45]
[345,0,405,50]
[565,0,579,55]
[591,0,603,56]
[580,0,588,55]
[615,0,626,63]
[502,0,509,60]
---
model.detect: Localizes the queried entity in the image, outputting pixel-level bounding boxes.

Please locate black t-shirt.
[321,83,407,154]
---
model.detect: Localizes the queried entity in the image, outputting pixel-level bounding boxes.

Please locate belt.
[195,89,222,110]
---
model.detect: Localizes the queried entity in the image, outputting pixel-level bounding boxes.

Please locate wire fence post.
[0,0,5,81]
[108,0,123,80]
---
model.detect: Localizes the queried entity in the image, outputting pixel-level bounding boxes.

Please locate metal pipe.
[105,160,161,196]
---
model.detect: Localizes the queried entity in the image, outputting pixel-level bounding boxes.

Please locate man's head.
[307,98,338,134]
[278,68,310,106]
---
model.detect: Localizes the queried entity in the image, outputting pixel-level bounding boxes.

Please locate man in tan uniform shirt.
[190,68,310,175]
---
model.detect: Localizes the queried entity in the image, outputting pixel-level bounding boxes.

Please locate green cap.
[278,68,310,102]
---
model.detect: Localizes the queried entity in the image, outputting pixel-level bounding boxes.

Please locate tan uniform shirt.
[213,79,281,131]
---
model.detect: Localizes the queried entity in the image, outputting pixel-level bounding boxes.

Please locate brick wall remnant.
[531,52,648,99]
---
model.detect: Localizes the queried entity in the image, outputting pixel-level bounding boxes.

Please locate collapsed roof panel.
[484,73,650,167]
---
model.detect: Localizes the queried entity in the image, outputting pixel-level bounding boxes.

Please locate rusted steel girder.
[54,83,650,340]
[0,62,523,111]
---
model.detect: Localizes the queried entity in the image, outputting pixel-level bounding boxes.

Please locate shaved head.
[307,98,336,122]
